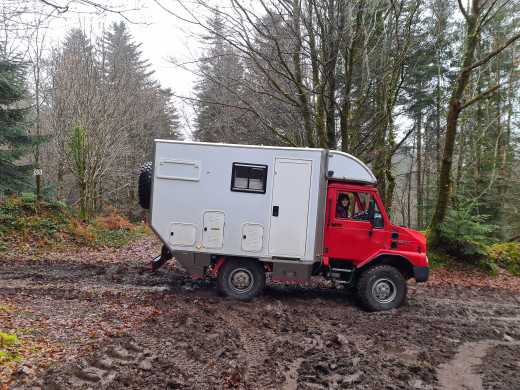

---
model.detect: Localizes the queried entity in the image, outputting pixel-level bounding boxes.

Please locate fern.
[438,204,498,261]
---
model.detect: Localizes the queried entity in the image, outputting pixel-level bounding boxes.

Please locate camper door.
[268,157,313,258]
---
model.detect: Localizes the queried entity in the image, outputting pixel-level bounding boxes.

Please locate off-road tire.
[138,162,152,209]
[217,258,265,301]
[356,265,407,312]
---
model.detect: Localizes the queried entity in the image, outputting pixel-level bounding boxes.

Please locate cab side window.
[372,200,384,228]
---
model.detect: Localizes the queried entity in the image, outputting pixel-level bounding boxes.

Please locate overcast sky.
[41,0,208,136]
[44,1,201,97]
[121,1,200,97]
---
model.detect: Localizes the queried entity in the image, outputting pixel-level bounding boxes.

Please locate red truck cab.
[321,182,429,311]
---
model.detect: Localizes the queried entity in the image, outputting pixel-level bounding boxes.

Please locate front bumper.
[413,265,429,283]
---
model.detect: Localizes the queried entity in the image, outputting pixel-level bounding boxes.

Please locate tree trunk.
[416,116,423,230]
[292,0,315,148]
[426,0,480,246]
[340,1,363,153]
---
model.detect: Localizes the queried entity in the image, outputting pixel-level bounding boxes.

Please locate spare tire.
[138,162,153,209]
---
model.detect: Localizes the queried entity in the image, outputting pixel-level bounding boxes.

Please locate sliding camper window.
[231,163,268,194]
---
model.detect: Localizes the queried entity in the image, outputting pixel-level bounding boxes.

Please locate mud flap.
[413,265,429,282]
[151,245,173,272]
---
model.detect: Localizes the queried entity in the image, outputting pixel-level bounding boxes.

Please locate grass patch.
[425,249,452,269]
[488,243,520,276]
[0,332,22,364]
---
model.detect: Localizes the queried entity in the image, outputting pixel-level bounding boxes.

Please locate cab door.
[324,186,386,262]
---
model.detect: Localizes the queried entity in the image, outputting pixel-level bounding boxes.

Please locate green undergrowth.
[427,207,519,275]
[0,331,22,363]
[423,249,451,269]
[488,243,520,276]
[428,241,520,276]
[0,306,23,363]
[0,194,149,254]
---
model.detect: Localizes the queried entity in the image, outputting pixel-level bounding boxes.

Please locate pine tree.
[104,21,154,87]
[193,11,250,143]
[0,56,44,194]
[102,22,180,218]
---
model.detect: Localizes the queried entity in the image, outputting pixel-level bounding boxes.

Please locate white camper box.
[148,140,376,282]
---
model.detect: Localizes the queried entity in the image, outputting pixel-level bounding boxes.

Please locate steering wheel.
[352,211,366,220]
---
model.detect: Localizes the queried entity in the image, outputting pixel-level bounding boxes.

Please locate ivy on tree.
[0,56,44,194]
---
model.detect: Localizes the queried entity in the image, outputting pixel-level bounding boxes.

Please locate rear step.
[329,267,355,284]
[151,245,173,272]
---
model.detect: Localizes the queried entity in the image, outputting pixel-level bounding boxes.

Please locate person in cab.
[336,193,350,219]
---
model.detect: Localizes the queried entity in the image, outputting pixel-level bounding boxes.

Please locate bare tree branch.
[459,30,520,78]
[460,84,500,110]
[457,0,469,21]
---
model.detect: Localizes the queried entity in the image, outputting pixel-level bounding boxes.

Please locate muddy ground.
[1,237,519,390]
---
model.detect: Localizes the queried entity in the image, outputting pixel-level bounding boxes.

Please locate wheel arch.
[357,254,414,280]
[212,255,266,275]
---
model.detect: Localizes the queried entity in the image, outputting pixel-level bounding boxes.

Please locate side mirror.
[367,199,375,224]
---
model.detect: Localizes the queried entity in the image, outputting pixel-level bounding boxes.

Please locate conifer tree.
[102,22,180,218]
[193,11,248,143]
[0,55,44,194]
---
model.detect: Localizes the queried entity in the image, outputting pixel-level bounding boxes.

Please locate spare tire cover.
[138,162,153,209]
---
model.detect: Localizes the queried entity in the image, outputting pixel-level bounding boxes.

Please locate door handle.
[327,198,332,227]
[273,206,279,217]
[332,222,342,227]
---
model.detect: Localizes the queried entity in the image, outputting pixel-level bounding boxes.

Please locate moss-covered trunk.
[426,1,480,246]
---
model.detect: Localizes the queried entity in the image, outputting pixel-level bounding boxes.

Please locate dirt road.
[1,237,519,389]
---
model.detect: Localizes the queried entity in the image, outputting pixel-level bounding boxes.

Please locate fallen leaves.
[221,367,250,389]
[0,235,168,386]
[424,266,520,291]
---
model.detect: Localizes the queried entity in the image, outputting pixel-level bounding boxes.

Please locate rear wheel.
[356,265,407,311]
[217,258,265,300]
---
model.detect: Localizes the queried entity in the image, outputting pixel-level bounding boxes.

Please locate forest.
[1,0,520,258]
[2,1,520,388]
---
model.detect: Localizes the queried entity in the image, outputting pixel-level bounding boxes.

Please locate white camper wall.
[150,141,327,262]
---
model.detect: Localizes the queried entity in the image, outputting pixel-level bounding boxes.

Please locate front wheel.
[217,258,265,301]
[356,265,407,311]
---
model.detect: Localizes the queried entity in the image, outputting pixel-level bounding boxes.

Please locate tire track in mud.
[283,358,304,390]
[437,340,520,390]
[39,334,207,388]
[225,309,279,389]
[406,295,520,325]
[47,336,210,389]
[167,348,211,387]
[423,296,520,313]
[63,338,145,388]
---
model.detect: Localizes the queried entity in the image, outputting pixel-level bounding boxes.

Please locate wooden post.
[34,169,42,199]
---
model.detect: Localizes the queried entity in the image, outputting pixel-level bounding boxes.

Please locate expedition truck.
[138,140,429,311]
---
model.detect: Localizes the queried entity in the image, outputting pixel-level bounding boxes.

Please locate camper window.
[231,163,268,194]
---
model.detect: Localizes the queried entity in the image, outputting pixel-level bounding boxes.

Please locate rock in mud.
[343,371,363,384]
